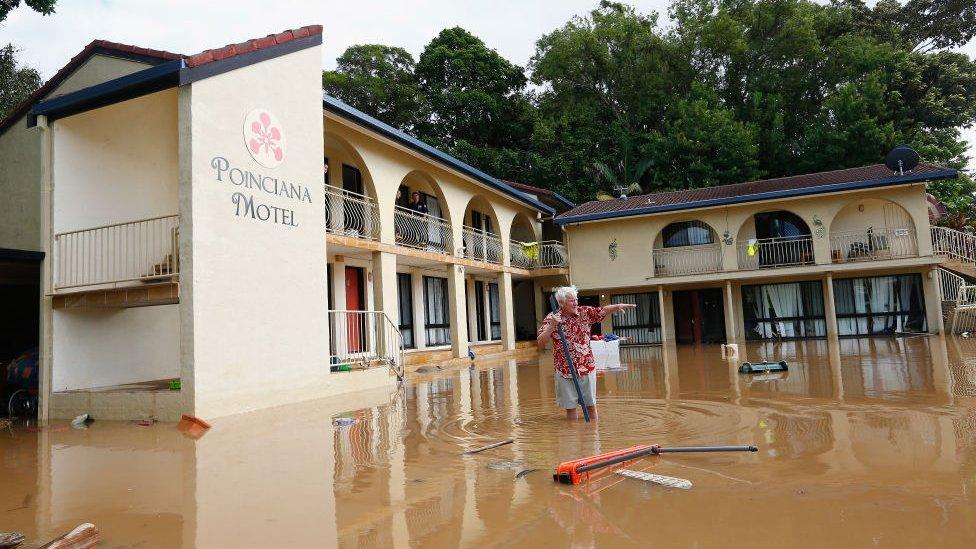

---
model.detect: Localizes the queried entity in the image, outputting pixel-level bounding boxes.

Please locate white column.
[411,271,426,350]
[723,281,738,343]
[466,276,477,342]
[371,251,398,357]
[331,256,347,310]
[448,263,469,358]
[498,272,515,350]
[658,286,674,344]
[823,275,839,339]
[923,266,945,334]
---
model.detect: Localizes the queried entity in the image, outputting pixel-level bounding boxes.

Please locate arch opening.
[829,199,918,263]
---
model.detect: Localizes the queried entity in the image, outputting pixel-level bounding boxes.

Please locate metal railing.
[736,235,814,270]
[53,215,179,291]
[328,310,404,380]
[462,226,503,264]
[652,244,723,277]
[324,184,380,241]
[394,206,454,255]
[932,226,976,267]
[939,267,966,304]
[829,228,917,263]
[510,240,569,269]
[950,285,976,334]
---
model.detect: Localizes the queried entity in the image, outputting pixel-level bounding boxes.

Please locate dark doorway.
[0,255,41,418]
[474,281,487,341]
[672,288,726,344]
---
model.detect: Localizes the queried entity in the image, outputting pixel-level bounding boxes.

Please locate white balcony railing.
[510,240,569,269]
[931,226,976,266]
[328,309,404,380]
[829,228,918,263]
[53,215,179,291]
[652,244,723,277]
[394,206,454,255]
[462,227,503,264]
[324,184,380,241]
[737,235,814,270]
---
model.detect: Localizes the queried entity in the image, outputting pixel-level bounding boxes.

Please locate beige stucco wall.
[565,184,933,291]
[52,89,179,232]
[52,305,180,390]
[50,54,156,97]
[180,44,335,418]
[324,116,543,264]
[0,121,43,251]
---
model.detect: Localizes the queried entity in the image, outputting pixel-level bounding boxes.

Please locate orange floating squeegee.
[554,445,655,485]
[554,444,759,485]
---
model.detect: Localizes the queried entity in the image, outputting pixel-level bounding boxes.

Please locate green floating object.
[169,380,181,390]
[739,361,789,374]
[330,364,352,372]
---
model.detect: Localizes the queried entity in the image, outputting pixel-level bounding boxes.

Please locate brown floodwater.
[3,337,976,548]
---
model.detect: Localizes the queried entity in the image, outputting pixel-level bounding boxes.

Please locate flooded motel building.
[557,165,963,346]
[0,26,571,422]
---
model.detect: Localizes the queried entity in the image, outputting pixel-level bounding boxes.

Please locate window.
[742,281,826,340]
[833,274,926,336]
[341,164,363,195]
[397,273,414,348]
[611,293,661,344]
[489,283,501,340]
[662,221,714,247]
[423,276,450,346]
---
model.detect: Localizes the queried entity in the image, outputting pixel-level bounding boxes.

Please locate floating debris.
[487,460,522,471]
[333,417,357,427]
[463,439,514,454]
[515,469,539,479]
[616,469,692,489]
[71,414,94,429]
[415,365,442,374]
[41,522,99,548]
[0,532,25,548]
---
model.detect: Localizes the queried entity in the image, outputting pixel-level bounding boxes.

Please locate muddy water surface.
[3,337,976,547]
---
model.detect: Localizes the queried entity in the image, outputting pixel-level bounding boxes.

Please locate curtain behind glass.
[423,276,450,345]
[488,283,501,340]
[743,281,825,340]
[611,292,661,344]
[397,273,414,348]
[834,274,926,336]
[663,221,714,247]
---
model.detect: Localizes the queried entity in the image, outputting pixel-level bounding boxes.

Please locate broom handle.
[576,445,758,474]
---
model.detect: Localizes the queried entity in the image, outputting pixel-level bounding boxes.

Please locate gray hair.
[554,285,578,305]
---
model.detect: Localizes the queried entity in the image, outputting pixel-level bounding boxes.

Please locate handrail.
[53,215,179,291]
[829,227,918,263]
[932,226,976,266]
[462,226,503,264]
[939,267,965,304]
[652,243,723,277]
[393,205,454,255]
[324,184,380,241]
[510,240,568,269]
[736,235,814,270]
[328,309,404,380]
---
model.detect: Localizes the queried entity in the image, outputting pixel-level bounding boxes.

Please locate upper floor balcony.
[510,240,569,269]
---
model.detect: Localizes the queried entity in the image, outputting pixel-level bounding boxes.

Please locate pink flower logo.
[242,109,287,168]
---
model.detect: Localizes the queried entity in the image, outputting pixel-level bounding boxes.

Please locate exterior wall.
[180,44,335,418]
[52,89,179,232]
[49,54,156,97]
[0,120,43,251]
[565,184,933,290]
[52,304,179,390]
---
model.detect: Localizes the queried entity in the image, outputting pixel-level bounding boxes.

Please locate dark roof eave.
[555,169,958,225]
[549,191,576,210]
[323,95,556,216]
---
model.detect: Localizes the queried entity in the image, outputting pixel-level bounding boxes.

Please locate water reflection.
[3,336,976,547]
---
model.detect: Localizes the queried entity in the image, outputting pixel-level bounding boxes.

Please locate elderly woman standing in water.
[537,286,635,420]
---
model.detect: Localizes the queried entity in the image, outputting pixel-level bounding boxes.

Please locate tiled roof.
[0,25,323,135]
[503,180,576,210]
[185,25,321,67]
[0,40,182,133]
[556,162,956,224]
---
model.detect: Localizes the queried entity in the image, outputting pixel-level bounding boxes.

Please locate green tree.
[413,27,538,181]
[323,44,422,132]
[0,0,56,22]
[0,44,41,120]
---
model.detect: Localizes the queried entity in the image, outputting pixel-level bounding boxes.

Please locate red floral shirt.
[540,306,607,379]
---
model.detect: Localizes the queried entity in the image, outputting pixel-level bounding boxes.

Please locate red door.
[345,267,364,352]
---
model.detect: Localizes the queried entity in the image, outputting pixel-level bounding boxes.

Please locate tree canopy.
[0,44,41,120]
[323,0,976,212]
[0,0,57,23]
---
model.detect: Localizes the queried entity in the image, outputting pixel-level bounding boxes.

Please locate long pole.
[548,296,590,422]
[576,445,758,474]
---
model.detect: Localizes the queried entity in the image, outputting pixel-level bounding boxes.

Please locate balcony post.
[813,230,831,265]
[411,271,427,350]
[923,266,945,334]
[658,286,674,343]
[723,281,739,343]
[498,272,515,350]
[823,274,839,339]
[465,276,477,342]
[371,251,398,357]
[447,263,469,358]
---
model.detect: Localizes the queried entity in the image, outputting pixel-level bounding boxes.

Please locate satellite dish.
[885,145,919,175]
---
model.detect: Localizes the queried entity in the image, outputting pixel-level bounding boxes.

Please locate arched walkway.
[324,132,380,240]
[461,195,503,263]
[394,170,453,254]
[735,210,813,269]
[651,220,722,276]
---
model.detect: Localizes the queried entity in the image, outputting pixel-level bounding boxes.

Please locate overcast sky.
[2,0,974,169]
